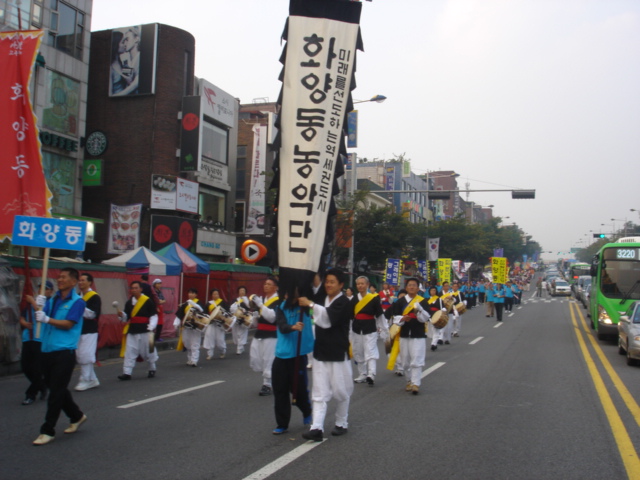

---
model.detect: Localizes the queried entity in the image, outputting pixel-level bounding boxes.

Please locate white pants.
[442,314,454,342]
[182,328,202,365]
[310,357,354,431]
[399,337,426,387]
[232,323,249,352]
[203,325,226,356]
[249,337,277,386]
[77,333,98,381]
[352,331,379,377]
[427,323,443,346]
[123,333,158,375]
[452,311,461,334]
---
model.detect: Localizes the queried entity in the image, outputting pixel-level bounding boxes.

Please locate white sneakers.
[354,374,368,383]
[75,379,100,391]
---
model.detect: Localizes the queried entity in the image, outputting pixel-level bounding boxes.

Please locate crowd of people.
[18,267,531,445]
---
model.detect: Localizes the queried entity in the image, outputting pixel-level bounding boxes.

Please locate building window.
[42,151,75,215]
[202,120,228,164]
[236,145,247,195]
[43,69,80,136]
[0,0,31,29]
[47,1,84,60]
[199,187,226,227]
[31,0,43,27]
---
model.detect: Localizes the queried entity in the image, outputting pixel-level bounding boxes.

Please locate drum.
[430,310,449,329]
[384,324,402,354]
[233,305,254,327]
[210,306,235,331]
[184,312,212,331]
[455,302,467,315]
[442,296,455,313]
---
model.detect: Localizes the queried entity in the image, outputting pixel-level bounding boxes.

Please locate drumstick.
[113,300,123,317]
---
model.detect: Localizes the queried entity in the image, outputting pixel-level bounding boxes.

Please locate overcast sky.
[91,0,640,261]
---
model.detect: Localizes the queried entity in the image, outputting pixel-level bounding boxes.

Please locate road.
[2,287,640,480]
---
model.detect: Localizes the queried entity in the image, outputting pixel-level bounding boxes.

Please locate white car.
[552,279,571,296]
[618,302,640,366]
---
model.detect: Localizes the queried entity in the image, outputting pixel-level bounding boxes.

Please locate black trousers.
[272,356,311,429]
[479,292,485,304]
[21,340,46,400]
[505,297,514,311]
[495,303,504,321]
[40,350,83,436]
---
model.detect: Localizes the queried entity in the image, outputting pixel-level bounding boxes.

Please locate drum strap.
[355,293,377,315]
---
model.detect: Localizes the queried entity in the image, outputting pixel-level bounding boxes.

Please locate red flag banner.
[0,30,51,241]
[272,0,363,296]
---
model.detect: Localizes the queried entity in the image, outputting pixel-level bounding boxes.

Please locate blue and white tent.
[103,246,181,276]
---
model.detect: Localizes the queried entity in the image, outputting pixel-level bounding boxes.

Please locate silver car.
[618,302,640,366]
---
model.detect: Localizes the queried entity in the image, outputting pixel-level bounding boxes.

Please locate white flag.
[428,238,440,261]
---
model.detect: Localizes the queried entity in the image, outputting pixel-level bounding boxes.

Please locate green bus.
[568,262,590,285]
[589,237,640,340]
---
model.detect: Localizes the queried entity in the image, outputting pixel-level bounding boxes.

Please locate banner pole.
[35,247,50,339]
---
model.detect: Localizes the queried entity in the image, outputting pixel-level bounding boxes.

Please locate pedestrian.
[204,288,229,360]
[32,268,87,446]
[485,282,495,317]
[425,286,445,351]
[249,276,281,396]
[174,288,206,367]
[117,281,159,380]
[19,281,53,406]
[229,286,251,354]
[351,276,388,387]
[74,273,101,391]
[536,278,543,297]
[439,281,454,345]
[298,269,353,442]
[450,281,466,337]
[493,284,506,322]
[385,278,430,394]
[504,280,514,312]
[271,293,314,435]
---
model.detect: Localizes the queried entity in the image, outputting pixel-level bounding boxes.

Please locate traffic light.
[511,190,535,199]
[592,233,606,238]
[428,191,451,200]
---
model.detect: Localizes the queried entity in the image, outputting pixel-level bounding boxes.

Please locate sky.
[91,0,640,261]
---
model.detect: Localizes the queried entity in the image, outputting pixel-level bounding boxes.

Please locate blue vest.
[275,304,314,359]
[41,290,85,353]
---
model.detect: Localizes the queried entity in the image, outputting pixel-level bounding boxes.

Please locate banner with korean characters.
[384,258,402,286]
[108,203,142,254]
[0,30,52,241]
[418,259,428,282]
[491,257,508,284]
[12,216,87,251]
[274,0,363,296]
[438,258,452,284]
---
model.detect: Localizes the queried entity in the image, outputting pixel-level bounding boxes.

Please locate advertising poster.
[176,178,198,214]
[108,203,142,254]
[150,215,197,251]
[43,70,80,136]
[151,174,177,210]
[109,24,158,97]
[247,125,266,234]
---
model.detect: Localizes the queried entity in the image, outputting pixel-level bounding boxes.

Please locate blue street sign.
[12,216,87,251]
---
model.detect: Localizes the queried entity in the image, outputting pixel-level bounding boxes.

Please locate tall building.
[83,23,238,262]
[3,0,97,254]
[430,170,462,220]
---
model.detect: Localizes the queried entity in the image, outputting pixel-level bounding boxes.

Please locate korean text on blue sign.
[384,258,401,286]
[12,216,87,251]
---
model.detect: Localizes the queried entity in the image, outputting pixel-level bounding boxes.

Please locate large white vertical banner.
[275,0,363,294]
[247,124,266,234]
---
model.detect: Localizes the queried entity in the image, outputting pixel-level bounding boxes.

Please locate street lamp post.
[611,217,627,237]
[347,94,386,285]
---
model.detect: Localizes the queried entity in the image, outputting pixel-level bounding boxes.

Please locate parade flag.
[384,258,402,286]
[247,124,266,234]
[491,257,508,284]
[272,0,363,295]
[438,258,452,283]
[0,30,52,241]
[428,238,440,261]
[493,248,504,258]
[417,259,428,282]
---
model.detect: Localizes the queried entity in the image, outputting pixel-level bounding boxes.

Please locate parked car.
[546,276,558,294]
[576,276,591,305]
[618,302,640,366]
[552,279,571,296]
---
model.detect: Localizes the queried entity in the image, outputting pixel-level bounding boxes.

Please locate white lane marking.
[469,337,484,345]
[421,361,445,379]
[508,312,514,317]
[493,322,503,328]
[117,380,225,409]
[517,306,523,310]
[242,441,325,480]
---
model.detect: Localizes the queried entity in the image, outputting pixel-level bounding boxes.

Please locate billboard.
[109,24,158,97]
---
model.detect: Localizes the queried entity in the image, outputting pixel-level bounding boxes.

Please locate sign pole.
[35,247,50,339]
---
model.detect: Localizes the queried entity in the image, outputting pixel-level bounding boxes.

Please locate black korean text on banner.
[273,0,363,296]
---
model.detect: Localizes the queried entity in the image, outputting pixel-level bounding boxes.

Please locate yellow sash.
[120,295,149,358]
[428,295,439,304]
[354,293,377,315]
[208,298,223,313]
[387,295,424,370]
[83,290,98,302]
[263,295,280,308]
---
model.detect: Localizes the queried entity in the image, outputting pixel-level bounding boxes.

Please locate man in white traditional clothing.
[249,277,280,396]
[74,273,101,391]
[229,286,251,354]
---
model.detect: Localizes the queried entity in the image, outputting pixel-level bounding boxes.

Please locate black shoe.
[366,376,374,386]
[430,345,437,351]
[148,371,156,378]
[437,340,443,345]
[444,340,450,345]
[118,374,132,381]
[22,397,35,406]
[259,385,272,396]
[302,429,323,442]
[331,426,348,436]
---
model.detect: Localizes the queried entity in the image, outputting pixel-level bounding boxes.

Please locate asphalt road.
[2,287,639,480]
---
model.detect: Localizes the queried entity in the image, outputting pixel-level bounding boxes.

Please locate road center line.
[242,440,325,480]
[117,380,225,409]
[422,362,445,378]
[469,337,484,345]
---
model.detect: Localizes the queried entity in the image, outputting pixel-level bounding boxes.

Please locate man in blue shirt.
[32,267,86,446]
